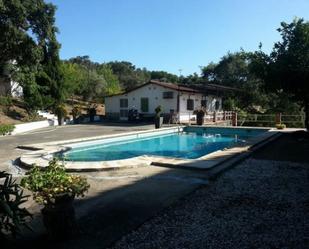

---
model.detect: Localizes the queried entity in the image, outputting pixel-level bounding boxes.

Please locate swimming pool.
[61,127,267,162]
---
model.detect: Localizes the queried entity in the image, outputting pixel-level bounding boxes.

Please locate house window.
[141,98,149,112]
[120,98,128,108]
[163,91,174,99]
[201,100,207,108]
[187,99,194,111]
[120,109,128,118]
[215,100,220,110]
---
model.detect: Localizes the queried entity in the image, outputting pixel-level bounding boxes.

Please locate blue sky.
[49,0,309,75]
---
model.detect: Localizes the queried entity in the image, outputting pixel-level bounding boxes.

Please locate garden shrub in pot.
[155,105,163,129]
[54,104,68,126]
[21,159,90,239]
[276,123,286,129]
[193,109,205,125]
[72,105,82,124]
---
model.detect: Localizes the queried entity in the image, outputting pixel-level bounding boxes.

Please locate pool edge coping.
[19,126,279,172]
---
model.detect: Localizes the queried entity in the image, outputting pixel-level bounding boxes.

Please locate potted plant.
[276,123,286,129]
[71,105,82,124]
[0,171,32,244]
[154,105,163,129]
[21,159,90,239]
[193,108,205,125]
[55,104,68,126]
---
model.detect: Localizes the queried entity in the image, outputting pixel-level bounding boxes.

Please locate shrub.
[71,105,82,120]
[276,123,286,129]
[0,171,32,239]
[54,104,68,118]
[0,96,12,107]
[193,109,205,116]
[21,112,44,122]
[0,96,13,114]
[21,159,90,206]
[0,124,15,136]
[155,105,162,117]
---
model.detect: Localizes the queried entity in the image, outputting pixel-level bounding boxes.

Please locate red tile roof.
[105,80,239,97]
[106,80,198,97]
[149,80,198,93]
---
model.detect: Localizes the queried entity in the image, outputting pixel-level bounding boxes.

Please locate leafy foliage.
[54,104,67,119]
[201,51,270,112]
[0,96,12,114]
[64,57,122,101]
[276,123,286,130]
[0,124,15,135]
[71,105,82,120]
[0,171,32,238]
[0,0,63,111]
[107,61,150,89]
[21,159,90,206]
[251,18,309,129]
[150,71,179,83]
[155,105,162,117]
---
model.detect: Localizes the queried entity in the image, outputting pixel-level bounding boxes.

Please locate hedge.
[0,124,15,135]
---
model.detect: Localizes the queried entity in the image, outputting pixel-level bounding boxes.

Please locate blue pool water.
[62,128,266,161]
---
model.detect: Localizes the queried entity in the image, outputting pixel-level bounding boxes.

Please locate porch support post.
[213,111,217,122]
[275,113,282,125]
[232,112,238,126]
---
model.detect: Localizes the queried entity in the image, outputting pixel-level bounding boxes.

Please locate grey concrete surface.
[0,123,155,172]
[2,123,212,249]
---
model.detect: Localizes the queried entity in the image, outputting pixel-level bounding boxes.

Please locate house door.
[140,98,149,113]
[119,98,128,120]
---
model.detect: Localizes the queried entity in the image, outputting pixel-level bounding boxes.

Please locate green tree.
[201,52,269,112]
[97,64,121,96]
[180,73,203,85]
[0,0,63,112]
[107,61,150,89]
[252,18,309,130]
[81,70,105,101]
[150,71,179,83]
[60,62,85,99]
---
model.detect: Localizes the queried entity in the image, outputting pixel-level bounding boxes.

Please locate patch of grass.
[0,124,15,135]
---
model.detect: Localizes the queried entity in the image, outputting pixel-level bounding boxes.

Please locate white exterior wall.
[105,83,222,120]
[11,119,60,135]
[105,83,178,119]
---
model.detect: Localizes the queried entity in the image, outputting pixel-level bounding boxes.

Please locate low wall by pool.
[20,126,279,172]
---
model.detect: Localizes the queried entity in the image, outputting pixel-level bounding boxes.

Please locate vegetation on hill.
[0,0,308,128]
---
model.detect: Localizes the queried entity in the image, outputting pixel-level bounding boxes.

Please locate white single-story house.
[105,80,223,122]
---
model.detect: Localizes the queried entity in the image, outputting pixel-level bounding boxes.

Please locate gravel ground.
[110,158,309,249]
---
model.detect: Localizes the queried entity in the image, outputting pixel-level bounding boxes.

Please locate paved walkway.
[0,123,154,172]
[3,123,212,249]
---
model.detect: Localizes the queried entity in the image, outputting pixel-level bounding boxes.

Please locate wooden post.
[213,111,217,122]
[275,113,282,125]
[232,112,237,126]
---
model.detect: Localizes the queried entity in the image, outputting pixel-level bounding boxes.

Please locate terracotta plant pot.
[196,114,204,125]
[155,116,163,129]
[41,195,78,240]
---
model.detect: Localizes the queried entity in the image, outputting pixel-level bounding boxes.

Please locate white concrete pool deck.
[20,126,280,171]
